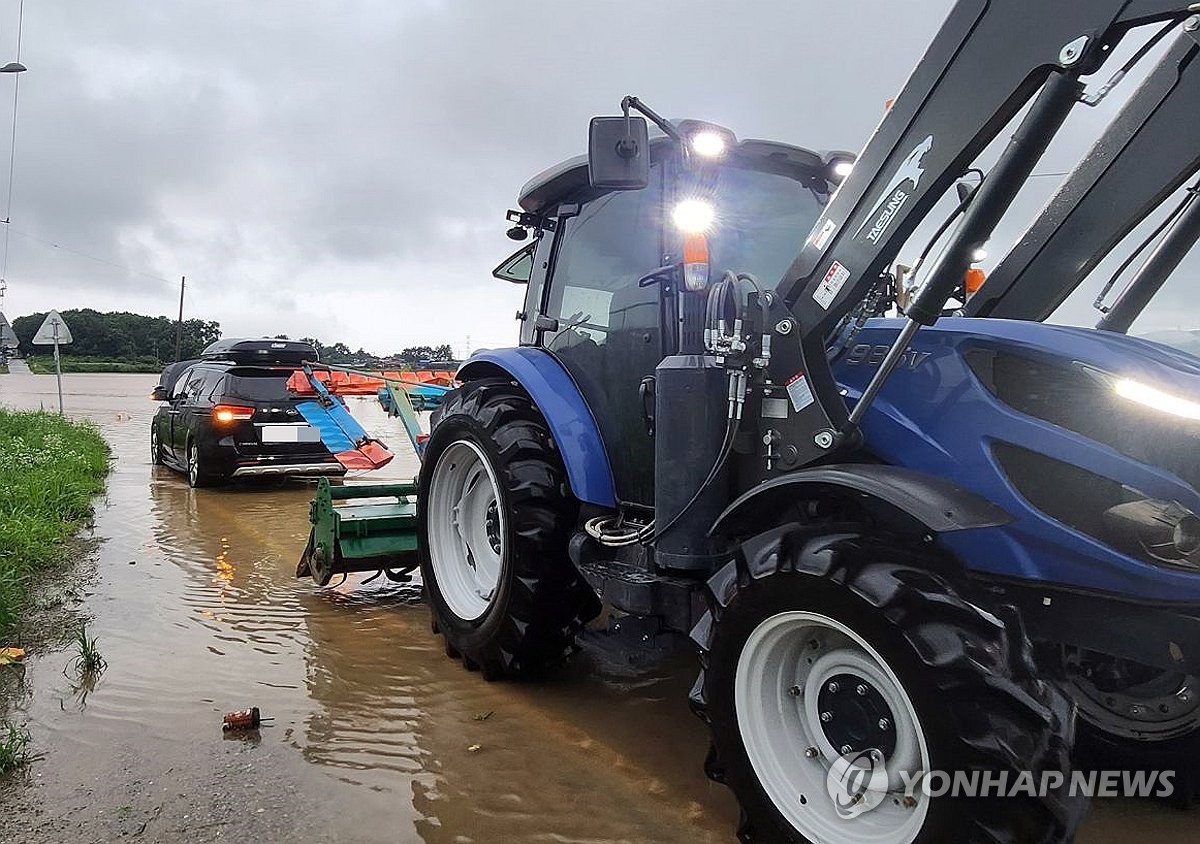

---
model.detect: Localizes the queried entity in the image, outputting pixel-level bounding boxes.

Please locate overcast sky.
[0,0,1195,356]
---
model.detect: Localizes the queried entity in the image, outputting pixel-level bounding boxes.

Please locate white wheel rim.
[735,611,931,844]
[188,443,198,484]
[427,439,505,621]
[151,429,158,460]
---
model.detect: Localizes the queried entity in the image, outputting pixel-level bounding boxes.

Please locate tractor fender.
[710,463,1011,538]
[456,348,616,508]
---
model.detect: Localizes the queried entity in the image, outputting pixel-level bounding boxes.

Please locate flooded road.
[0,370,1193,842]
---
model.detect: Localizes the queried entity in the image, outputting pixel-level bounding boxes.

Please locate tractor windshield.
[682,162,828,284]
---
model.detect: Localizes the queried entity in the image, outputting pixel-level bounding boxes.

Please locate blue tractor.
[301,2,1200,841]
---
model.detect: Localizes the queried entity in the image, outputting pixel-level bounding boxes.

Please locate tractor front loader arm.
[967,32,1200,322]
[762,0,1193,470]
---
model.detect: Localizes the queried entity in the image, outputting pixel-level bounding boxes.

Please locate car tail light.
[212,404,255,425]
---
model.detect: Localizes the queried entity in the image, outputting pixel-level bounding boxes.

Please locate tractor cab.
[497,123,845,507]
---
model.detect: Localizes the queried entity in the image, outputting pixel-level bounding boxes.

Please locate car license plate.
[259,424,320,443]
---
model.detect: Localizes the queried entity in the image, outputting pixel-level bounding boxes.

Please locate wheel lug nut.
[788,685,802,697]
[878,718,890,730]
[820,711,833,723]
[840,744,852,755]
[827,681,840,694]
[856,684,869,696]
[808,639,821,650]
[805,746,819,758]
[1129,704,1143,716]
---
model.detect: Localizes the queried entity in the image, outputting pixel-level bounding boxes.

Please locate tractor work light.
[1114,378,1200,421]
[824,153,856,184]
[682,231,710,291]
[672,198,715,234]
[690,130,727,158]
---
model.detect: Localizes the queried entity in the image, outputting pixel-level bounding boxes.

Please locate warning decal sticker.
[786,371,815,412]
[813,261,851,309]
[812,219,837,249]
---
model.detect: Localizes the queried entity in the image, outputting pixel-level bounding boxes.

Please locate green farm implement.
[296,478,419,586]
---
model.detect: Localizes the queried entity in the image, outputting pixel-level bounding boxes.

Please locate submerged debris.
[222,707,262,731]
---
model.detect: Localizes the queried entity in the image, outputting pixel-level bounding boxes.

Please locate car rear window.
[222,369,295,402]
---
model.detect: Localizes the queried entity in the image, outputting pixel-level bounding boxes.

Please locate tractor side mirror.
[588,116,650,190]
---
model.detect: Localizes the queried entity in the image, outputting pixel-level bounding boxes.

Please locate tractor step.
[297,477,420,586]
[576,559,705,634]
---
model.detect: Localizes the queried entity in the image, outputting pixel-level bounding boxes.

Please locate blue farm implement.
[293,363,446,586]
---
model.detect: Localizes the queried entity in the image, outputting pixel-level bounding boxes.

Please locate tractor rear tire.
[691,524,1086,844]
[418,378,600,679]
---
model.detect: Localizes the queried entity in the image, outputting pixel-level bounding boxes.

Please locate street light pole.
[0,0,26,306]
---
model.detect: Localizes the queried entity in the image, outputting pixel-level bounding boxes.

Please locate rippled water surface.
[0,371,1191,842]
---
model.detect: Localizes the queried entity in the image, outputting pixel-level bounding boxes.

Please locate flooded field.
[0,371,1193,842]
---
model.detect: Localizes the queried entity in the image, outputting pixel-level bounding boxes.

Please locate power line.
[3,223,178,287]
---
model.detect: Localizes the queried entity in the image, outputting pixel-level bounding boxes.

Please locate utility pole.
[174,275,185,361]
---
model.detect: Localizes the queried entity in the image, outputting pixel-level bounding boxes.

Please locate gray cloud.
[2,1,1195,353]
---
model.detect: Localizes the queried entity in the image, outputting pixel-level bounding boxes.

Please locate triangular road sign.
[32,310,73,344]
[0,312,15,348]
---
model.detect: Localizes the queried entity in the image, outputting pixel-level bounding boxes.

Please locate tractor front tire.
[1061,647,1200,806]
[692,524,1086,844]
[418,378,600,680]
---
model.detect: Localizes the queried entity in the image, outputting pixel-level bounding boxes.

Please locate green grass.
[26,356,161,374]
[68,623,106,677]
[0,720,31,774]
[0,410,110,632]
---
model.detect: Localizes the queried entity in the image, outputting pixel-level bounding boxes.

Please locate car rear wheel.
[187,439,215,488]
[150,426,163,465]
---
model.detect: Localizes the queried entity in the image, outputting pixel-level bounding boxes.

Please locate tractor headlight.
[672,199,715,234]
[1114,378,1200,421]
[690,130,727,158]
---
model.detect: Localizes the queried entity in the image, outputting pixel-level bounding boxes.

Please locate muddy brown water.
[0,371,1191,842]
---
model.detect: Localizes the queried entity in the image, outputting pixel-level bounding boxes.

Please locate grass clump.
[0,409,109,632]
[69,623,106,677]
[0,720,31,773]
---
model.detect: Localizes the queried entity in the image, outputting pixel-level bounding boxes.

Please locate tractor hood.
[832,317,1200,601]
[835,317,1200,406]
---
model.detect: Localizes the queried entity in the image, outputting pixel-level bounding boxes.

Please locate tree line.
[9,309,456,367]
[12,309,220,362]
